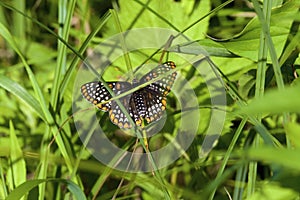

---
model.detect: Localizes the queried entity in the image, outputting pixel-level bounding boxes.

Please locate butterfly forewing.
[140,61,177,122]
[140,61,177,97]
[81,82,113,111]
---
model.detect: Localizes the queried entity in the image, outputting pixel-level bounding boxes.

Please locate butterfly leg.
[159,35,175,63]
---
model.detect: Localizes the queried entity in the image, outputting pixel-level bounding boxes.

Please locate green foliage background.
[0,0,300,199]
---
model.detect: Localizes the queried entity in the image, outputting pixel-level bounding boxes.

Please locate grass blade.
[8,121,26,189]
[0,74,46,121]
[6,179,86,200]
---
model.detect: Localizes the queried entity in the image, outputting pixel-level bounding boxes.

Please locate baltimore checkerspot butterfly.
[81,61,177,129]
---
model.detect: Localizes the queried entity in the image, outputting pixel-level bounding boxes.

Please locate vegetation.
[0,0,300,199]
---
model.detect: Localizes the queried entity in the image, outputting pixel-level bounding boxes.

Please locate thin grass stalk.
[252,0,289,125]
[12,0,25,41]
[0,160,8,198]
[59,11,111,97]
[209,118,247,200]
[50,0,76,108]
[39,1,78,198]
[233,164,245,200]
[110,8,133,77]
[248,0,272,197]
[0,24,76,199]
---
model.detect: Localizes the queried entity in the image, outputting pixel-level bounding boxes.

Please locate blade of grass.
[110,8,133,77]
[255,0,270,101]
[12,0,25,40]
[134,0,235,67]
[91,139,134,199]
[59,10,112,98]
[0,6,8,27]
[8,120,26,189]
[206,57,278,146]
[184,55,279,150]
[209,118,248,200]
[0,22,78,200]
[0,74,46,121]
[203,164,243,199]
[233,163,247,200]
[44,1,77,197]
[50,0,76,109]
[6,179,86,200]
[248,0,273,197]
[0,160,7,199]
[0,2,88,68]
[252,0,288,124]
[0,20,75,179]
[246,147,300,171]
[247,135,260,198]
[279,29,300,67]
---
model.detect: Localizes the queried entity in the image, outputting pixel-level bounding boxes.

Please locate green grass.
[1,0,300,199]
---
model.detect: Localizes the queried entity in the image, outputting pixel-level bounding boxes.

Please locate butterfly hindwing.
[142,89,167,123]
[109,94,133,129]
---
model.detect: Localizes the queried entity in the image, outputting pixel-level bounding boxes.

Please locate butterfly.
[80,61,177,129]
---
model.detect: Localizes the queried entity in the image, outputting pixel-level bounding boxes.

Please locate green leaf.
[107,0,211,39]
[238,73,256,99]
[285,122,300,148]
[238,83,300,115]
[221,0,300,62]
[0,74,46,121]
[6,179,86,200]
[248,181,298,200]
[246,148,300,171]
[212,57,256,80]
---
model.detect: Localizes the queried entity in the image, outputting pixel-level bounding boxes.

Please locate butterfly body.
[81,61,177,129]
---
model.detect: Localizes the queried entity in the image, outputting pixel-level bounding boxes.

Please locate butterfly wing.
[129,90,147,126]
[81,81,136,128]
[143,89,167,123]
[81,81,116,111]
[80,61,177,128]
[108,82,135,129]
[81,81,147,128]
[139,61,177,122]
[140,61,177,97]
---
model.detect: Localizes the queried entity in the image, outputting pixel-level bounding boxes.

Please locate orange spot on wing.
[123,123,130,129]
[136,119,142,126]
